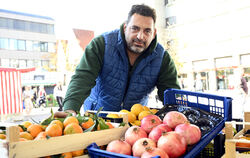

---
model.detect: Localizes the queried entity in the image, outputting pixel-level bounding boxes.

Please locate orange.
[34,132,48,140]
[106,122,114,129]
[63,116,79,127]
[27,124,44,138]
[20,131,33,140]
[18,126,24,132]
[72,149,84,157]
[131,104,144,116]
[50,120,64,130]
[21,121,33,128]
[61,152,72,158]
[64,123,83,135]
[0,134,6,139]
[19,138,28,141]
[142,106,150,111]
[81,117,94,130]
[138,110,152,121]
[45,124,62,137]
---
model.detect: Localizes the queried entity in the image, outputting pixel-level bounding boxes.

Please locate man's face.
[124,13,156,54]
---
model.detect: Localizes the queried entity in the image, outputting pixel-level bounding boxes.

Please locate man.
[59,4,180,116]
[54,82,64,111]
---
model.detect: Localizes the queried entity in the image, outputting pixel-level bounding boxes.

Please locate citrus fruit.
[131,120,141,126]
[21,121,33,128]
[20,131,33,140]
[34,131,48,140]
[138,110,152,121]
[118,109,130,117]
[45,124,62,137]
[131,104,144,116]
[61,152,72,158]
[106,113,120,118]
[64,123,83,135]
[63,116,79,127]
[50,120,63,130]
[0,134,6,140]
[106,122,114,129]
[27,124,43,138]
[150,109,158,114]
[72,149,84,157]
[19,138,28,141]
[81,117,94,130]
[143,106,150,111]
[127,112,136,123]
[18,126,24,132]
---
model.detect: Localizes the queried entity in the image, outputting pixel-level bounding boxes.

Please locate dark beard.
[127,38,146,54]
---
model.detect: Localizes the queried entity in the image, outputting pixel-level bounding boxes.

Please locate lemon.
[138,110,152,121]
[150,109,158,114]
[131,104,144,116]
[106,114,120,118]
[131,120,141,126]
[142,106,150,111]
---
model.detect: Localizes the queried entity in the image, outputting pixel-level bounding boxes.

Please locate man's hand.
[54,110,76,118]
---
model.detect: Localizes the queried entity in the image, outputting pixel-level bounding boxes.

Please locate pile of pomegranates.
[106,112,201,158]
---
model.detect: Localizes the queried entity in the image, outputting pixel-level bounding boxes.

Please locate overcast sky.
[1,0,147,38]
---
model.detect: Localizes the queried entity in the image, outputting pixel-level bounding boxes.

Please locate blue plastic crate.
[87,89,232,158]
[164,88,232,158]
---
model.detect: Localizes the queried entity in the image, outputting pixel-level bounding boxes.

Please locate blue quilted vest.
[84,29,165,111]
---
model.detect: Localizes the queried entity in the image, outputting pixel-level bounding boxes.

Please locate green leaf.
[97,117,109,130]
[119,122,126,127]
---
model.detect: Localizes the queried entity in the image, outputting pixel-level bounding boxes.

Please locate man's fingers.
[54,111,68,118]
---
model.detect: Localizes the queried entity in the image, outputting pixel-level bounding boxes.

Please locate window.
[27,60,34,67]
[26,40,33,51]
[1,59,10,67]
[34,60,42,67]
[17,40,26,51]
[0,38,9,49]
[7,18,14,29]
[14,19,25,30]
[0,17,8,28]
[19,60,26,68]
[30,22,40,33]
[40,23,47,33]
[40,42,48,52]
[33,41,40,51]
[9,39,17,50]
[166,16,176,28]
[48,42,56,52]
[10,59,18,68]
[47,24,54,34]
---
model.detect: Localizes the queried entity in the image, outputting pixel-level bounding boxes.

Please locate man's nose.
[137,30,144,40]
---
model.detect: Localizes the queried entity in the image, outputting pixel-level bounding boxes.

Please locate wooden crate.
[0,111,129,158]
[222,112,250,158]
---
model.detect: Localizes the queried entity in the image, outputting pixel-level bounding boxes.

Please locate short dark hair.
[127,4,156,23]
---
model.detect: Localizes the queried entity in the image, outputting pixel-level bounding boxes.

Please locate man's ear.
[153,28,157,38]
[123,23,127,32]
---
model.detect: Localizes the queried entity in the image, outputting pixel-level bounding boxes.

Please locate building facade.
[161,0,250,92]
[0,9,57,88]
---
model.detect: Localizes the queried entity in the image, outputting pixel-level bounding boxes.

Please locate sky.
[1,0,147,39]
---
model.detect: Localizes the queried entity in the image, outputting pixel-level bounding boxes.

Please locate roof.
[73,29,94,50]
[0,8,54,21]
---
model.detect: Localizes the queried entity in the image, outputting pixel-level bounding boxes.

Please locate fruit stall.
[0,88,232,158]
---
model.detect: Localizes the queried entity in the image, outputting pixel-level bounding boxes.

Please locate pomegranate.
[125,126,148,146]
[132,138,156,157]
[141,115,162,133]
[148,124,172,142]
[141,147,169,158]
[175,123,201,145]
[163,111,188,129]
[158,131,187,158]
[106,139,132,155]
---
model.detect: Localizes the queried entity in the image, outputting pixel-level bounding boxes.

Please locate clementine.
[63,116,79,127]
[27,124,44,138]
[61,152,72,158]
[0,134,6,140]
[81,117,94,130]
[21,121,33,128]
[50,120,64,130]
[64,123,83,135]
[20,131,33,140]
[45,124,62,137]
[106,122,114,129]
[71,149,84,157]
[34,131,48,140]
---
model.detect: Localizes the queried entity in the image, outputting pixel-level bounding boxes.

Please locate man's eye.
[145,29,152,34]
[131,26,139,31]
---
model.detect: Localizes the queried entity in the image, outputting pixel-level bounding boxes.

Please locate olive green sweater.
[63,25,180,112]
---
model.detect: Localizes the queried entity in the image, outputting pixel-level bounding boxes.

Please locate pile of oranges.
[106,104,158,126]
[0,114,115,158]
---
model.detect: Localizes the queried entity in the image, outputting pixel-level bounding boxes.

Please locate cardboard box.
[222,112,250,158]
[0,111,129,158]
